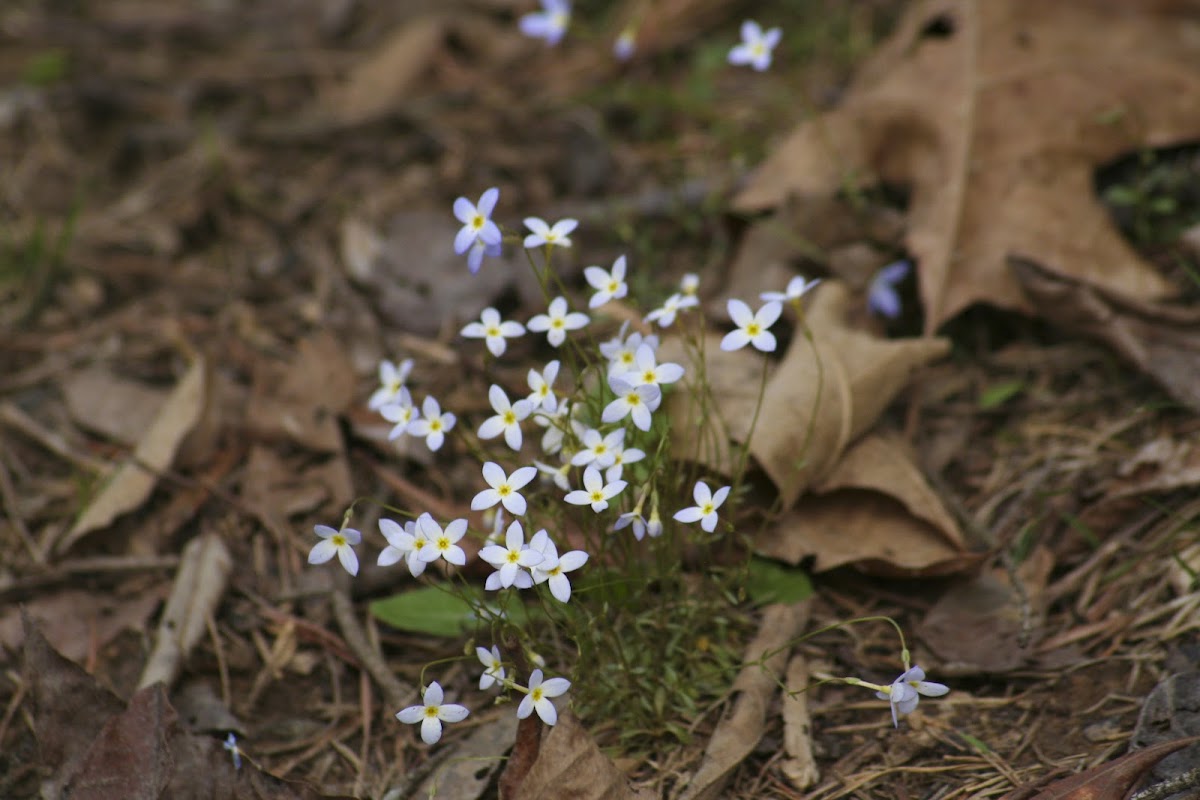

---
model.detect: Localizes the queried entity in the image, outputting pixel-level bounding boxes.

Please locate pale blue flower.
[868,260,911,319]
[728,20,781,71]
[519,0,570,46]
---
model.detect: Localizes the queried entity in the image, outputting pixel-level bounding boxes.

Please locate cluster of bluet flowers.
[305,6,935,749]
[307,181,944,743]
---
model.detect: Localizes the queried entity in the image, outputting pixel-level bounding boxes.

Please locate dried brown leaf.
[58,357,208,553]
[23,611,126,799]
[67,684,175,800]
[505,710,650,800]
[1012,256,1200,413]
[781,654,819,790]
[679,602,810,800]
[0,589,159,663]
[61,367,168,446]
[323,17,445,125]
[1001,736,1200,800]
[138,532,233,691]
[920,545,1054,673]
[734,0,1200,330]
[246,333,355,452]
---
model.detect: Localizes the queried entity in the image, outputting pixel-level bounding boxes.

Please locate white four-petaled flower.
[564,464,627,512]
[380,387,419,440]
[602,326,659,376]
[602,377,661,432]
[527,297,589,347]
[378,518,430,577]
[644,292,698,328]
[528,529,588,603]
[673,481,731,533]
[761,275,821,304]
[523,217,578,249]
[472,462,539,516]
[478,384,534,451]
[584,255,628,309]
[570,427,624,468]
[721,299,782,352]
[477,645,506,690]
[408,396,456,451]
[308,525,361,576]
[369,358,414,410]
[517,669,571,726]
[396,681,470,745]
[519,0,571,46]
[728,20,781,72]
[526,360,560,413]
[453,188,502,273]
[461,307,526,358]
[414,513,467,567]
[628,343,684,388]
[479,520,544,589]
[876,665,950,727]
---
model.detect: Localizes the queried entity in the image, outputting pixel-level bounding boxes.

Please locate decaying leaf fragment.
[58,357,208,553]
[1012,256,1200,413]
[734,0,1200,331]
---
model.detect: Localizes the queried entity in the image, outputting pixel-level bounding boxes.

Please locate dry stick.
[1131,767,1200,800]
[329,585,412,711]
[0,449,43,564]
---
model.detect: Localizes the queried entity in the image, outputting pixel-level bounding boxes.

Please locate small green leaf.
[745,557,813,605]
[959,732,992,755]
[978,379,1025,409]
[369,585,528,637]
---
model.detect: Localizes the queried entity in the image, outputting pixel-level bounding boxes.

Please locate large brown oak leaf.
[733,0,1200,332]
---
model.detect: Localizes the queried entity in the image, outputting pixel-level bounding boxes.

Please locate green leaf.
[745,557,813,605]
[978,379,1025,409]
[369,585,528,638]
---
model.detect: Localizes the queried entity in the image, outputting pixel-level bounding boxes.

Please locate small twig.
[330,585,413,711]
[0,449,43,564]
[1131,767,1200,800]
[0,401,109,474]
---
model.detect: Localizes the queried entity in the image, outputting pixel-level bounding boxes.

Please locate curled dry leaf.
[1012,256,1200,413]
[734,0,1200,331]
[756,434,974,576]
[58,357,208,553]
[664,281,949,508]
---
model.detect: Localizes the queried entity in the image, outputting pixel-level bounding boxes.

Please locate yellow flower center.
[332,534,347,547]
[486,325,500,337]
[498,485,512,497]
[590,490,605,502]
[746,323,761,336]
[470,213,485,231]
[503,411,517,425]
